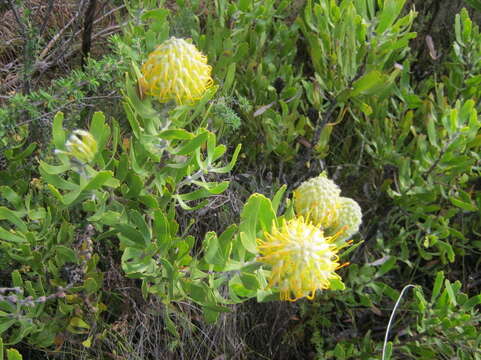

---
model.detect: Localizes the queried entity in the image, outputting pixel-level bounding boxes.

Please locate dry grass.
[0,0,121,95]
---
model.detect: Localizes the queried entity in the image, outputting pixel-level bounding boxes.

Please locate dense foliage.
[0,0,480,359]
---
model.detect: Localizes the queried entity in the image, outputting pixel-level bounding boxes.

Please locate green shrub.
[0,0,480,359]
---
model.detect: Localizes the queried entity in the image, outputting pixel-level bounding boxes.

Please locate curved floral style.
[257,216,344,301]
[139,37,214,104]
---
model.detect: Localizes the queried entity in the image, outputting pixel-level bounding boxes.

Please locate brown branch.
[38,0,55,36]
[81,0,98,69]
[38,0,87,60]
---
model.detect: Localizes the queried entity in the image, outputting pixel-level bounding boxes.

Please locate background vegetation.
[0,0,480,359]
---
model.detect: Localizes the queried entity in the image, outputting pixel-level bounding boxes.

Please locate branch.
[0,7,125,93]
[81,0,98,69]
[38,0,55,36]
[38,0,87,60]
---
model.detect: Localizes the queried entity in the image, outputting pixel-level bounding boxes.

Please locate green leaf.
[240,272,259,290]
[59,171,118,206]
[153,210,172,255]
[383,342,393,360]
[210,143,241,174]
[431,271,444,303]
[177,182,229,202]
[0,320,16,336]
[376,0,406,33]
[82,336,93,349]
[271,185,287,214]
[83,278,100,294]
[129,210,151,242]
[121,247,156,276]
[125,173,143,198]
[0,207,27,233]
[444,280,457,306]
[171,131,208,155]
[6,349,22,360]
[239,194,276,254]
[462,295,481,310]
[68,317,90,334]
[182,281,210,304]
[0,187,22,209]
[203,232,220,265]
[159,129,194,140]
[10,143,36,162]
[349,70,388,98]
[89,111,110,151]
[11,270,22,288]
[52,112,66,149]
[465,0,481,11]
[375,256,397,278]
[39,161,70,175]
[55,246,78,264]
[40,163,77,190]
[449,196,477,212]
[83,171,118,191]
[224,62,237,93]
[141,8,169,21]
[329,278,346,291]
[0,227,26,243]
[123,102,141,138]
[115,224,148,248]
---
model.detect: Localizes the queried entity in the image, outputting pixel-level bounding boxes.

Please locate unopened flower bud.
[293,173,341,229]
[329,197,362,241]
[56,130,97,164]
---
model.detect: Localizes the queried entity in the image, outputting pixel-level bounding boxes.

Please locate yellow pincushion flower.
[139,37,214,104]
[328,197,362,241]
[257,216,344,301]
[293,173,341,229]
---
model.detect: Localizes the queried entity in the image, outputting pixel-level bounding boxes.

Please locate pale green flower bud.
[330,197,362,241]
[56,130,98,164]
[293,173,341,229]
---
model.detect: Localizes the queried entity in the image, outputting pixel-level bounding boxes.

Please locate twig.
[291,101,338,187]
[43,2,124,64]
[1,18,124,92]
[401,132,460,195]
[38,0,87,60]
[5,0,26,37]
[0,286,71,308]
[15,90,121,127]
[311,102,338,149]
[6,0,33,94]
[38,0,55,36]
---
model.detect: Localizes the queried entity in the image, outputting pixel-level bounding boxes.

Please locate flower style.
[139,37,214,104]
[293,173,341,229]
[328,197,362,241]
[55,130,98,164]
[257,216,344,301]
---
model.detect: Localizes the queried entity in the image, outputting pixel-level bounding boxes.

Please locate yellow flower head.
[55,130,98,164]
[293,173,341,229]
[328,197,362,241]
[139,37,214,104]
[257,216,344,301]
